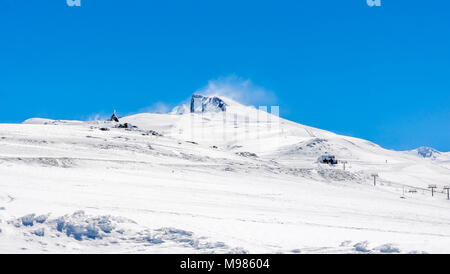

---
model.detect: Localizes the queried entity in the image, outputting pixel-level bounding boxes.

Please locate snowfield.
[1,95,450,254]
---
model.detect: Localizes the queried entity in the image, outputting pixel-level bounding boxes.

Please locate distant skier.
[110,110,119,122]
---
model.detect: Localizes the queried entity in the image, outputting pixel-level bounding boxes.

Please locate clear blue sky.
[1,0,449,151]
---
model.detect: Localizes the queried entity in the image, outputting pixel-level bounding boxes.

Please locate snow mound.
[22,118,82,125]
[278,137,353,160]
[374,243,401,253]
[8,211,247,253]
[22,118,56,125]
[54,211,123,240]
[18,214,49,227]
[353,241,370,252]
[171,104,190,115]
[352,241,401,254]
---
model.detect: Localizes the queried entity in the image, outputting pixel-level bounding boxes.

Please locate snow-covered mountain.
[411,146,441,159]
[1,94,450,254]
[406,147,450,169]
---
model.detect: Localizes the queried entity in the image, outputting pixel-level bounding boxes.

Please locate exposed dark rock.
[110,110,119,122]
[186,141,198,145]
[142,130,162,136]
[116,123,137,129]
[236,152,258,158]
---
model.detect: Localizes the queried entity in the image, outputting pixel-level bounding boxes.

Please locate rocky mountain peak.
[190,94,227,113]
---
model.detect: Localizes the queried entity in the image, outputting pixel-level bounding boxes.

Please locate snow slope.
[1,95,450,254]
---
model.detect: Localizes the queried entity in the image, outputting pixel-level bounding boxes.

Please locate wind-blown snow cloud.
[101,76,277,117]
[196,75,278,107]
[87,113,110,121]
[140,102,173,114]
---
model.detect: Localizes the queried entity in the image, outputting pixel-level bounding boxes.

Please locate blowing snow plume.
[196,76,277,107]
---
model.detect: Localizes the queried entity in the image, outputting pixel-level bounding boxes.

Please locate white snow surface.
[1,96,450,254]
